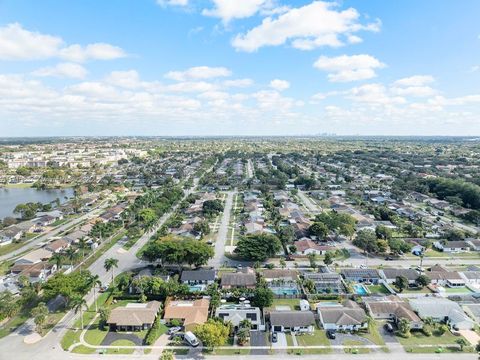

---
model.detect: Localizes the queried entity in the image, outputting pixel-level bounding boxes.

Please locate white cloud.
[391,75,436,97]
[157,0,188,6]
[0,23,126,62]
[32,62,88,79]
[0,23,62,60]
[314,54,385,82]
[348,83,405,105]
[393,75,434,87]
[165,66,232,81]
[223,78,254,87]
[59,43,126,62]
[202,0,268,23]
[105,70,143,89]
[269,79,290,91]
[232,1,380,52]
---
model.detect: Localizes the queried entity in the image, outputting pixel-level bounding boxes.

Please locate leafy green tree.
[323,251,334,266]
[308,253,317,269]
[397,318,410,337]
[416,274,431,288]
[456,338,468,351]
[252,287,274,309]
[234,234,281,262]
[395,276,409,293]
[194,319,230,349]
[353,229,378,253]
[31,302,49,332]
[308,222,328,240]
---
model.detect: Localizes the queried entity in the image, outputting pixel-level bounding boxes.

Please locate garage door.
[273,326,282,332]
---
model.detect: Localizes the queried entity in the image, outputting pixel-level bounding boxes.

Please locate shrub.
[144,316,163,345]
[422,325,432,337]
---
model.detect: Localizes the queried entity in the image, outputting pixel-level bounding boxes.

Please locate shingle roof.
[107,301,161,327]
[181,269,216,282]
[221,272,256,287]
[270,311,315,327]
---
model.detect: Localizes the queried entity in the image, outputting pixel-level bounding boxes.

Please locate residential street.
[0,203,109,262]
[297,189,321,215]
[209,189,236,268]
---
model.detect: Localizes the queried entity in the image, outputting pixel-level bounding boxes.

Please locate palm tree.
[65,247,78,269]
[71,296,87,330]
[49,252,63,270]
[88,274,102,312]
[104,258,119,287]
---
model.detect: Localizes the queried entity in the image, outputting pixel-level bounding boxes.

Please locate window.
[246,313,257,321]
[218,313,227,319]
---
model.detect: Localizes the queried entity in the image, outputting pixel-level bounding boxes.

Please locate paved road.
[0,177,204,359]
[246,159,254,179]
[209,190,236,268]
[0,202,109,262]
[297,189,321,214]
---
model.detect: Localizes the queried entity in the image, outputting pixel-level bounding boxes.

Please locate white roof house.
[409,297,474,330]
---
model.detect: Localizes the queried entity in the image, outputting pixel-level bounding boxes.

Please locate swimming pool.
[353,284,368,296]
[270,287,300,295]
[188,285,205,292]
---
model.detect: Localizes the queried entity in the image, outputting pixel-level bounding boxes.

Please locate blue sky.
[0,0,479,136]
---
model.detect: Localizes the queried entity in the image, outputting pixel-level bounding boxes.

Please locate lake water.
[0,187,74,220]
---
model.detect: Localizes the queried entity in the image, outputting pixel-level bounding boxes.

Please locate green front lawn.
[106,339,136,354]
[343,340,370,354]
[295,329,330,347]
[397,329,465,347]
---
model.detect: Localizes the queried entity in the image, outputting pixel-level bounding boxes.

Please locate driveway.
[271,332,287,349]
[100,331,143,346]
[250,331,268,355]
[458,329,480,346]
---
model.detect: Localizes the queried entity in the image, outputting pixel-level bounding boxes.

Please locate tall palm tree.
[104,258,119,287]
[88,274,102,312]
[49,253,63,270]
[71,296,87,330]
[64,247,78,269]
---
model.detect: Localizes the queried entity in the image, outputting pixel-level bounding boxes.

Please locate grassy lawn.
[286,333,294,346]
[358,321,386,346]
[443,287,473,294]
[405,346,473,353]
[268,298,301,311]
[38,310,67,336]
[367,284,390,294]
[295,329,330,347]
[397,329,466,347]
[287,348,332,355]
[343,340,370,354]
[105,339,136,354]
[0,242,27,256]
[0,312,30,339]
[397,286,432,294]
[62,292,111,351]
[210,348,250,355]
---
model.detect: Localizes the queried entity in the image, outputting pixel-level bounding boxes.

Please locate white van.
[184,331,199,347]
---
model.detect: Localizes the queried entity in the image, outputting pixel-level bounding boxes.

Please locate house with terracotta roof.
[364,296,423,329]
[163,298,209,331]
[107,301,161,331]
[293,238,332,255]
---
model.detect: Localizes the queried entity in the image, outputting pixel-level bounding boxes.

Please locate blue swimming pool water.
[353,284,368,296]
[270,287,299,295]
[188,285,204,292]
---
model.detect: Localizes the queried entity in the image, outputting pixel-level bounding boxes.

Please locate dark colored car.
[326,330,336,339]
[384,323,394,333]
[271,332,278,343]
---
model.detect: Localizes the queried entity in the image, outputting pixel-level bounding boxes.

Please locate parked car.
[384,323,394,333]
[167,326,182,335]
[184,331,199,347]
[271,332,278,343]
[326,330,336,339]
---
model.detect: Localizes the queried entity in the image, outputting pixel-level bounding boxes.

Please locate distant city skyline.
[0,0,479,136]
